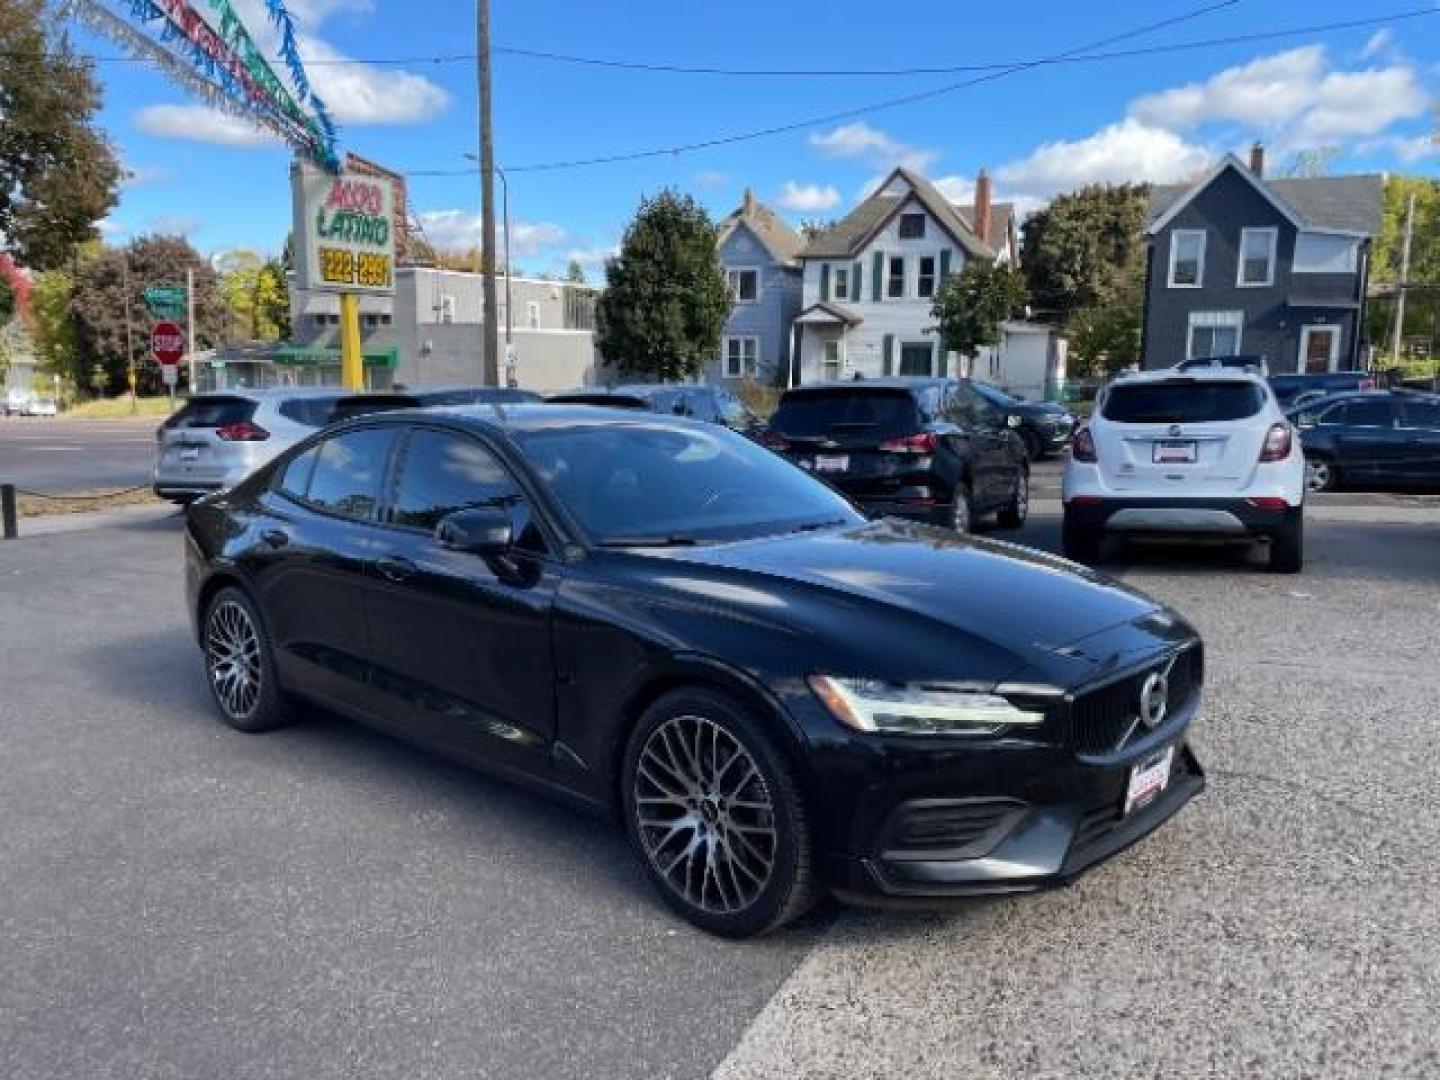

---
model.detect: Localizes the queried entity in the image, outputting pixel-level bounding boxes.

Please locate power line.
[5,5,1432,73]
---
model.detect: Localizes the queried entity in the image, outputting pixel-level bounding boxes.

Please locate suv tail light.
[216,421,270,442]
[1071,425,1097,462]
[1258,422,1292,463]
[879,432,938,454]
[757,431,790,452]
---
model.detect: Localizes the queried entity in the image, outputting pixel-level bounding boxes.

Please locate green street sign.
[144,285,187,319]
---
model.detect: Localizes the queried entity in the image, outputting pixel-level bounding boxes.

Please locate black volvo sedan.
[184,405,1204,937]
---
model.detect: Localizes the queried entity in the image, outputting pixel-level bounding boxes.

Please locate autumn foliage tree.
[0,0,121,269]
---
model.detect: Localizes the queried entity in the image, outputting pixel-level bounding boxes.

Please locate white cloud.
[417,210,568,257]
[148,215,203,236]
[996,119,1211,201]
[285,0,373,26]
[133,105,283,148]
[1359,28,1395,62]
[809,121,938,172]
[931,176,975,204]
[775,181,841,213]
[694,170,729,190]
[1361,134,1438,163]
[1129,45,1427,148]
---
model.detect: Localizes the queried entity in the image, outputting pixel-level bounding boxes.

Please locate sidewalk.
[6,502,180,539]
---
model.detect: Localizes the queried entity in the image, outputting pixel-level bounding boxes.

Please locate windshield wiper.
[597,535,699,548]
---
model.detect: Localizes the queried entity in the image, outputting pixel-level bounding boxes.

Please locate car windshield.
[549,394,648,409]
[514,421,862,544]
[1102,381,1266,423]
[971,382,1018,406]
[770,388,921,439]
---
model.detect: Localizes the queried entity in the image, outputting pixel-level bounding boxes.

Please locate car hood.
[1011,401,1071,419]
[623,519,1189,687]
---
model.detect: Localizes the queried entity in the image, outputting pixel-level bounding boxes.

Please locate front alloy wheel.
[624,689,816,937]
[202,587,291,733]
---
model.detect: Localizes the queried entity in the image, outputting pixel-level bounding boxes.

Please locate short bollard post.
[1,484,17,540]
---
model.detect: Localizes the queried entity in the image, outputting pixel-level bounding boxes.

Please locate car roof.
[1293,389,1431,407]
[1114,368,1268,386]
[190,387,390,401]
[782,377,952,395]
[362,402,719,433]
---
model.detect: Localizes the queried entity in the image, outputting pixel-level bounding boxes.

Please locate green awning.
[273,345,398,368]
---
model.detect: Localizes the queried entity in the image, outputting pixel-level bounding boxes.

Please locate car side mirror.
[436,506,513,556]
[1007,414,1022,428]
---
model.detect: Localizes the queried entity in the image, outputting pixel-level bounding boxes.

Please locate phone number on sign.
[319,248,393,289]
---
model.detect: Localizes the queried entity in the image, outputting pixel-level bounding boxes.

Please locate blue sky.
[81,0,1439,274]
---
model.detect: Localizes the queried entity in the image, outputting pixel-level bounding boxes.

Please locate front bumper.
[1065,496,1300,538]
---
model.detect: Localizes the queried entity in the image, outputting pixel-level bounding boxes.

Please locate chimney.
[973,169,992,246]
[742,187,755,215]
[1249,142,1265,178]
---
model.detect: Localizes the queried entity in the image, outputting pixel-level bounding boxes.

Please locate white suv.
[1062,369,1305,572]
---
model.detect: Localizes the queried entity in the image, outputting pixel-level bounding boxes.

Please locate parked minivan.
[764,378,1029,533]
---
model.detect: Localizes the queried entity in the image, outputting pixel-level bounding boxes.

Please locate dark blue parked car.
[1288,390,1440,492]
[1270,371,1377,412]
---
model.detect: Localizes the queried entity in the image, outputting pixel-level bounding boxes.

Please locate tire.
[1020,427,1043,462]
[1304,455,1338,493]
[622,687,818,938]
[1061,512,1103,563]
[997,468,1029,528]
[949,481,974,534]
[201,586,294,733]
[1269,513,1304,574]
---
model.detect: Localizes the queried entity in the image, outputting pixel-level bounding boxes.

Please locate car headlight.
[807,675,1047,736]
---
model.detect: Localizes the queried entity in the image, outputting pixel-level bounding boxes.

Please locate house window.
[834,265,849,301]
[1238,228,1278,287]
[726,268,759,303]
[822,340,841,382]
[899,342,933,376]
[724,336,758,377]
[917,256,937,298]
[526,301,541,329]
[1168,230,1206,288]
[887,256,906,298]
[899,213,926,240]
[1187,311,1243,359]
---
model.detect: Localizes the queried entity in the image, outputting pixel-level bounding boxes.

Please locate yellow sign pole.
[339,292,364,390]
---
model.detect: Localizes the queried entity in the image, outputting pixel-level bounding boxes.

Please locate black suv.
[548,383,758,432]
[764,378,1029,533]
[968,381,1077,460]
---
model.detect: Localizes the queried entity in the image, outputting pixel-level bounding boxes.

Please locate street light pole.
[476,0,500,386]
[465,153,513,386]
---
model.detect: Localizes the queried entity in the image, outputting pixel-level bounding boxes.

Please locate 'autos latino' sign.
[292,163,397,296]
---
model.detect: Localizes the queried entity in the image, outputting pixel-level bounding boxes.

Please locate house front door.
[1300,326,1339,373]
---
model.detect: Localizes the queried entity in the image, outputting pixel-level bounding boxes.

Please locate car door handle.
[260,529,289,549]
[376,555,418,582]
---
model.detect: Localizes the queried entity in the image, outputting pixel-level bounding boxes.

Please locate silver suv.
[153,388,416,503]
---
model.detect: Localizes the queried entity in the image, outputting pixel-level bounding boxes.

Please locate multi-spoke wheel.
[998,469,1029,528]
[623,688,816,937]
[950,482,973,534]
[202,587,291,732]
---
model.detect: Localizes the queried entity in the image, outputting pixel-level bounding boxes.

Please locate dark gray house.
[712,190,803,385]
[1142,147,1382,373]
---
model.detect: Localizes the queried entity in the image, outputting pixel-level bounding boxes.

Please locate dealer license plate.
[1124,746,1174,815]
[1153,440,1197,464]
[814,454,849,473]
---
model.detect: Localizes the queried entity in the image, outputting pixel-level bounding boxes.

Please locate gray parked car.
[152,388,417,503]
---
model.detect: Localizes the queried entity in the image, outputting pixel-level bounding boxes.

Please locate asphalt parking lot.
[2,503,1438,1078]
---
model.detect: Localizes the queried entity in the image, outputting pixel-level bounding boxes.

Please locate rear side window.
[304,428,396,521]
[277,445,321,498]
[391,430,521,531]
[1343,400,1395,428]
[164,396,256,429]
[770,389,922,439]
[278,397,340,427]
[1101,382,1266,424]
[1400,399,1440,428]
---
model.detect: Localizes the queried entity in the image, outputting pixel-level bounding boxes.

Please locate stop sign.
[151,321,185,365]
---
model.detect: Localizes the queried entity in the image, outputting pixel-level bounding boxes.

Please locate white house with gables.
[793,167,1016,384]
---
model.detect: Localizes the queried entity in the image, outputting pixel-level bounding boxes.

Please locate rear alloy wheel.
[202,587,292,733]
[623,688,816,937]
[949,482,974,534]
[1304,456,1337,493]
[997,470,1029,528]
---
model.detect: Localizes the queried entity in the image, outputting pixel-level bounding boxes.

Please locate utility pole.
[186,265,196,397]
[1391,191,1416,368]
[477,0,500,386]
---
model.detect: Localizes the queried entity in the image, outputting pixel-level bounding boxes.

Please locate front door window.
[822,339,842,382]
[1302,327,1338,373]
[899,342,932,376]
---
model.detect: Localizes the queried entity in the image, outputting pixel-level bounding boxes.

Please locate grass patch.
[66,396,179,420]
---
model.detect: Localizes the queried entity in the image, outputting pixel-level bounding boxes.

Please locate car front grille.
[1069,645,1202,755]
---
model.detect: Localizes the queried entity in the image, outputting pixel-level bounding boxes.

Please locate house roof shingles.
[1147,170,1384,236]
[716,195,804,266]
[800,168,996,260]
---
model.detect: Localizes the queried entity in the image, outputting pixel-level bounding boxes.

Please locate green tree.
[931,260,1027,360]
[27,269,77,382]
[565,259,587,284]
[1021,184,1150,321]
[254,260,291,341]
[596,190,731,381]
[0,0,121,269]
[71,235,226,395]
[220,264,261,341]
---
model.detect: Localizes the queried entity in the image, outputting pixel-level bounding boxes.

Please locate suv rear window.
[278,397,341,427]
[163,396,256,429]
[770,389,922,439]
[1101,381,1266,424]
[326,394,421,425]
